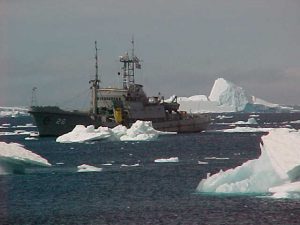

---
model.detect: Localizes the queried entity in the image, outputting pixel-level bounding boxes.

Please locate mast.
[90,41,100,115]
[31,87,38,107]
[119,37,141,89]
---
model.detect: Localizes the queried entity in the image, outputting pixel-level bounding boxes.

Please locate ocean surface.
[1,114,300,224]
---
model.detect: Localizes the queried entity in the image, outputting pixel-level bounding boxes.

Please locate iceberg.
[120,121,160,141]
[56,125,114,143]
[171,78,285,113]
[196,128,300,197]
[56,120,176,143]
[209,78,252,111]
[0,142,51,174]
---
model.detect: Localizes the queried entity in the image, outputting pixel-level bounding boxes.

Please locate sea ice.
[121,163,140,167]
[56,120,175,143]
[77,164,102,172]
[154,157,179,163]
[234,118,258,125]
[0,107,29,117]
[56,125,114,143]
[196,128,300,197]
[0,142,51,174]
[221,127,272,133]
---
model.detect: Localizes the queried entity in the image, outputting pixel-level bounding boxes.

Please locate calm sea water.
[0,114,300,224]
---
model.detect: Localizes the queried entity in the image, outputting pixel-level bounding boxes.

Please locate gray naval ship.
[29,41,211,136]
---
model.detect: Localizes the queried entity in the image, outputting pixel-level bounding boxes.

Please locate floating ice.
[56,125,113,143]
[25,137,38,141]
[290,120,300,124]
[0,142,51,174]
[234,118,258,125]
[204,157,229,160]
[121,163,140,167]
[198,161,209,165]
[216,115,233,120]
[154,157,179,163]
[13,124,36,128]
[56,120,175,143]
[0,130,33,136]
[77,164,102,172]
[221,127,272,133]
[120,121,160,141]
[0,107,29,117]
[196,128,300,197]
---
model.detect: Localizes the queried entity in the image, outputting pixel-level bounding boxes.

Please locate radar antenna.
[119,37,141,89]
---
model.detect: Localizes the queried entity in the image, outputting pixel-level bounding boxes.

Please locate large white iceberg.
[0,142,51,174]
[172,78,282,113]
[56,120,175,143]
[196,128,300,197]
[209,78,252,111]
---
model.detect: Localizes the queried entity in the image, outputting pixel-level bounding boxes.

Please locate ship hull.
[29,107,210,136]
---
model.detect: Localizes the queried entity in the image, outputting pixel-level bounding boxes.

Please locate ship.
[29,40,211,136]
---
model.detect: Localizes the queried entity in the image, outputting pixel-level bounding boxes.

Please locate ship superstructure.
[29,40,210,136]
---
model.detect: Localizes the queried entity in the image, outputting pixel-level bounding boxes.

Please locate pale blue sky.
[1,0,300,107]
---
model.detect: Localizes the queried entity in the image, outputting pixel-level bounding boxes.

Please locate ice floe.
[204,157,229,160]
[121,163,140,167]
[221,127,272,133]
[24,137,38,141]
[198,161,209,165]
[0,130,37,136]
[56,120,176,143]
[0,142,51,174]
[154,157,179,163]
[196,128,300,198]
[234,118,258,125]
[77,164,102,172]
[0,107,29,117]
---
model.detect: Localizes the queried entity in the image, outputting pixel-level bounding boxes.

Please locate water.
[1,115,300,224]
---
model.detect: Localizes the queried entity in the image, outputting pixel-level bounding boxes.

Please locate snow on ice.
[196,128,300,198]
[56,120,176,143]
[0,142,51,174]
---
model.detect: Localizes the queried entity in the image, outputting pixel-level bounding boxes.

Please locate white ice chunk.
[120,121,159,141]
[0,142,51,174]
[57,120,175,143]
[77,164,102,172]
[154,157,179,163]
[234,118,258,125]
[56,125,113,143]
[221,127,272,133]
[196,128,300,194]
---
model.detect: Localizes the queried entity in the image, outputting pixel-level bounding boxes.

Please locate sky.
[1,0,300,107]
